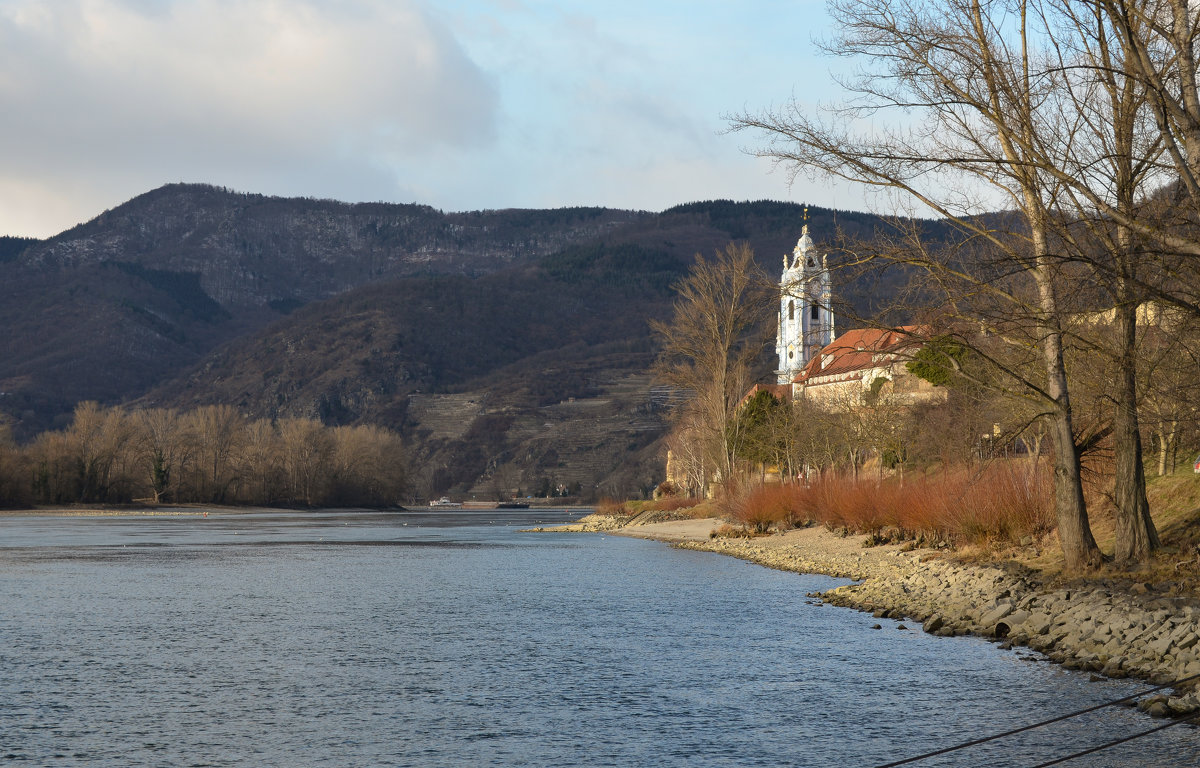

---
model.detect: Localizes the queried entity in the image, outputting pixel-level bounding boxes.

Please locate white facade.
[775,224,834,384]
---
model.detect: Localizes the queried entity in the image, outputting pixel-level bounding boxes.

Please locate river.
[2,509,1198,766]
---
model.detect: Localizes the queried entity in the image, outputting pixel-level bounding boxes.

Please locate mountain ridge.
[1,183,935,498]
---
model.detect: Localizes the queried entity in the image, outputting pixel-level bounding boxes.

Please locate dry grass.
[709,523,773,539]
[645,495,705,513]
[988,472,1200,585]
[595,497,634,516]
[598,495,708,519]
[722,465,1200,590]
[729,483,812,532]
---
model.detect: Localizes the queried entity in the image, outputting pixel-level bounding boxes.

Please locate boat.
[428,497,462,508]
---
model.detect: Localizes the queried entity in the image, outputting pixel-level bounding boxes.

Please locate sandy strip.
[607,517,726,542]
[611,516,921,578]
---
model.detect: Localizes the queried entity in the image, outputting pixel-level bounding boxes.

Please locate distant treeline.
[0,235,38,263]
[0,403,406,509]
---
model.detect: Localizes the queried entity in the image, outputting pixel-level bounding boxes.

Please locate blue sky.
[0,0,859,238]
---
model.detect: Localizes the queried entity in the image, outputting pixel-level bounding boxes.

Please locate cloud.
[0,0,498,235]
[0,0,874,238]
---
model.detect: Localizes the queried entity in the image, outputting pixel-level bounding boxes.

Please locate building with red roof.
[791,325,943,406]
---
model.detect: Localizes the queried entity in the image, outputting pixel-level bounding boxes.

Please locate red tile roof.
[794,326,925,384]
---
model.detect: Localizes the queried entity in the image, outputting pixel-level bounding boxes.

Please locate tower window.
[811,304,819,320]
[788,300,794,320]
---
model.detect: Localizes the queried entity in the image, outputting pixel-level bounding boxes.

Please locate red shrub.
[723,462,1053,547]
[729,483,810,532]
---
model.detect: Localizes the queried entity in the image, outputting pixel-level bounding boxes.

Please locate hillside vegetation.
[0,184,938,499]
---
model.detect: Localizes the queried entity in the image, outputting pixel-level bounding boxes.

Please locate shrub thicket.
[4,402,407,508]
[727,462,1054,547]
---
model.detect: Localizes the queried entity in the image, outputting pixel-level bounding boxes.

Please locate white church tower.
[775,222,834,385]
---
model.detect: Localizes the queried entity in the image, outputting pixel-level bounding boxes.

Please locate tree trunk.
[1112,299,1160,564]
[1032,246,1102,571]
[1046,407,1102,570]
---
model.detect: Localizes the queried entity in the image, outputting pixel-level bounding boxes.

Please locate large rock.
[1021,612,1053,636]
[979,602,1015,627]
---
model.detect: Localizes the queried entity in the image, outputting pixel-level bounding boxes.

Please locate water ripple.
[2,511,1198,766]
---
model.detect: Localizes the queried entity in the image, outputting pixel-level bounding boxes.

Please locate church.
[766,224,939,406]
[668,223,940,496]
[774,223,834,384]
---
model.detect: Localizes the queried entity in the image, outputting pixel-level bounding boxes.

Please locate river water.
[2,509,1198,767]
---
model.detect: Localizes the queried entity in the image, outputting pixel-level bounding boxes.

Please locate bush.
[653,480,681,498]
[730,484,808,533]
[721,462,1054,547]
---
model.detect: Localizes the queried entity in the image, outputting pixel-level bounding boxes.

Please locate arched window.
[788,300,794,320]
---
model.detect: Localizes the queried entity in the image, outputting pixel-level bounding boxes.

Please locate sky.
[0,0,860,238]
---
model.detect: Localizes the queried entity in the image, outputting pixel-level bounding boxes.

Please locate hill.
[0,184,941,498]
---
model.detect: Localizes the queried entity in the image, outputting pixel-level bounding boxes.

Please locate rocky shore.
[565,513,1200,717]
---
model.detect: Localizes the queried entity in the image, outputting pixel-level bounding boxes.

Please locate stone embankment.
[609,520,1200,718]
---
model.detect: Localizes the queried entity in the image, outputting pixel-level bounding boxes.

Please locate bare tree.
[0,416,30,508]
[183,405,245,503]
[238,418,286,504]
[1138,314,1200,475]
[651,242,771,493]
[1034,0,1166,562]
[1098,0,1200,240]
[64,402,140,503]
[730,0,1103,568]
[278,417,333,506]
[5,403,409,508]
[134,408,191,504]
[329,424,407,505]
[663,412,709,497]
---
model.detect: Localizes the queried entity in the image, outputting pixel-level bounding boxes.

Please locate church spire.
[775,217,834,385]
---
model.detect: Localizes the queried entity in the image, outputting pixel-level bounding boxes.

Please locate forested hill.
[0,183,940,499]
[0,236,39,263]
[19,183,646,306]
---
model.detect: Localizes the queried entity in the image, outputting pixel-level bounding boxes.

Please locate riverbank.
[0,504,390,517]
[0,505,227,517]
[562,513,1200,717]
